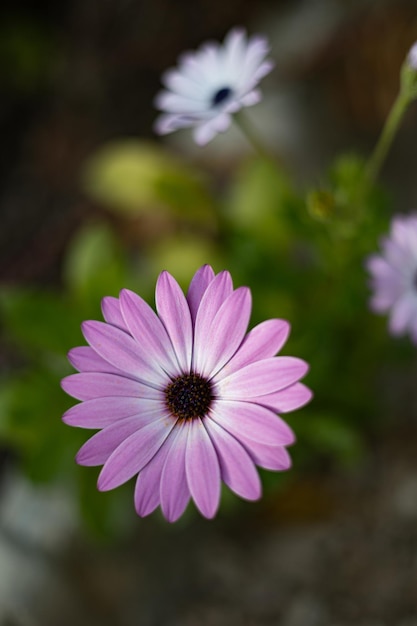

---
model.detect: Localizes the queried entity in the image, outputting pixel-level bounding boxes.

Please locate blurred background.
[1,0,417,624]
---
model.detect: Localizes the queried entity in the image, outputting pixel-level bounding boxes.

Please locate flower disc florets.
[62,265,312,522]
[165,373,213,420]
[211,87,233,107]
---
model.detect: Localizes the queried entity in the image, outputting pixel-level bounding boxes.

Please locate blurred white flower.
[154,28,274,146]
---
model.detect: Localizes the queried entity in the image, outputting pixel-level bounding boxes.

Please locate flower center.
[211,86,233,107]
[165,373,213,420]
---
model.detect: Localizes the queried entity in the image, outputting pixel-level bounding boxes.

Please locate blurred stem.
[233,111,271,160]
[366,92,410,184]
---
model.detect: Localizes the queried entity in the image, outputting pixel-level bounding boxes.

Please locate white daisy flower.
[154,28,274,146]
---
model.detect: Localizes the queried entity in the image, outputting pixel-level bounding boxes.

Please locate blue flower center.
[211,86,233,107]
[165,373,213,420]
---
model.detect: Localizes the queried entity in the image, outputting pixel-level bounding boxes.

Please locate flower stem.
[233,111,271,159]
[366,92,410,184]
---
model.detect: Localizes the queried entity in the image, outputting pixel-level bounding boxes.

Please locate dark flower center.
[211,86,233,107]
[413,270,417,290]
[165,373,213,420]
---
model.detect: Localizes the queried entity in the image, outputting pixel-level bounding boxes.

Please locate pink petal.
[195,270,233,326]
[193,271,233,347]
[185,419,221,518]
[241,438,292,470]
[178,50,211,86]
[162,68,204,97]
[409,315,417,344]
[216,357,309,398]
[82,320,166,387]
[215,319,290,378]
[68,346,125,376]
[255,382,313,413]
[98,416,175,491]
[389,292,417,335]
[101,296,128,331]
[134,433,174,517]
[154,113,195,135]
[210,400,295,446]
[196,43,222,81]
[223,28,246,74]
[155,271,193,373]
[160,421,191,522]
[241,36,272,86]
[63,397,164,429]
[212,112,232,132]
[61,372,162,401]
[382,239,412,271]
[240,89,262,107]
[198,287,252,378]
[187,264,215,323]
[366,255,401,283]
[193,120,220,146]
[119,289,180,377]
[250,60,274,85]
[370,292,396,314]
[392,215,417,250]
[155,91,205,114]
[75,415,148,466]
[205,418,261,501]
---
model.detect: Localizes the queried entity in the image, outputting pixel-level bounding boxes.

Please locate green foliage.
[0,16,56,92]
[63,221,132,312]
[292,411,365,467]
[228,157,297,248]
[0,222,139,535]
[0,367,73,480]
[308,154,389,241]
[0,289,81,357]
[82,140,216,227]
[0,133,407,533]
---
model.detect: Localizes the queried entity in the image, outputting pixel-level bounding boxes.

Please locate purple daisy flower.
[154,27,274,145]
[62,265,311,522]
[366,213,417,343]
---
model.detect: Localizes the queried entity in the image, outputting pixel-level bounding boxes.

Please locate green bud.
[307,189,336,222]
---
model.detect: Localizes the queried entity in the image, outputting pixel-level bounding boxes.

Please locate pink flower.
[366,213,417,343]
[154,28,274,145]
[62,265,311,522]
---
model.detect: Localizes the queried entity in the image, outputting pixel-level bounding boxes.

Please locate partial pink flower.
[366,213,417,343]
[408,42,417,71]
[154,27,274,145]
[62,265,311,522]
